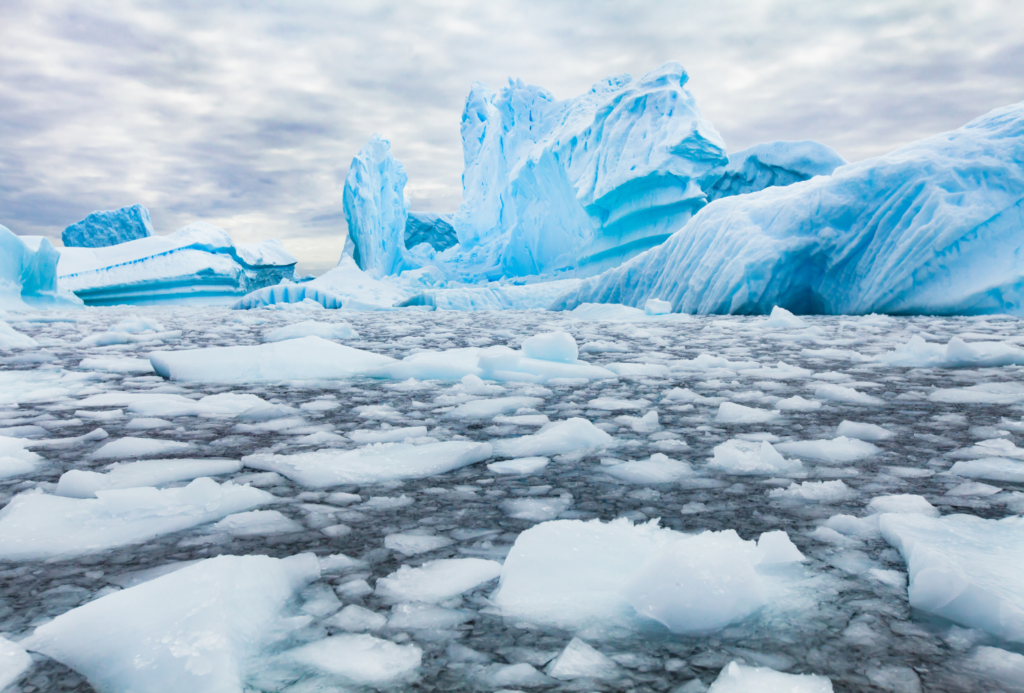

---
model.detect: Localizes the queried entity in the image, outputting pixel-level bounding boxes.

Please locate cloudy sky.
[2,0,1022,273]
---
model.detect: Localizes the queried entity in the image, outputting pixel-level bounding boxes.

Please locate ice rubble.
[492,518,805,632]
[881,334,1024,367]
[553,100,1024,315]
[62,204,154,248]
[0,478,272,560]
[879,512,1024,642]
[23,554,320,693]
[704,140,847,203]
[1,225,80,309]
[58,222,297,305]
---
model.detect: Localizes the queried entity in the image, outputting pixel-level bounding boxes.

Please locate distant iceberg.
[553,101,1024,315]
[62,204,154,248]
[1,226,81,309]
[58,222,297,305]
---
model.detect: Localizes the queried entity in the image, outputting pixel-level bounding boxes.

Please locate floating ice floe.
[603,453,694,483]
[58,222,296,306]
[0,636,31,690]
[0,435,42,480]
[55,458,242,497]
[880,512,1024,642]
[23,553,320,693]
[881,334,1024,368]
[774,436,879,463]
[715,402,781,425]
[492,418,614,458]
[282,634,422,687]
[492,518,805,632]
[836,420,892,441]
[242,441,493,487]
[89,436,191,459]
[709,439,803,476]
[0,478,272,560]
[0,321,39,348]
[552,100,1024,315]
[375,557,502,603]
[949,457,1024,483]
[706,661,833,693]
[262,319,359,342]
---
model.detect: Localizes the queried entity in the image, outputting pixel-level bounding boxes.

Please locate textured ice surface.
[58,222,297,305]
[704,140,847,203]
[62,204,154,248]
[707,661,833,693]
[405,212,457,252]
[554,101,1024,314]
[1,225,80,309]
[24,554,319,693]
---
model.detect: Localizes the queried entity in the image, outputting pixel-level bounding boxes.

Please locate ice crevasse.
[553,100,1024,315]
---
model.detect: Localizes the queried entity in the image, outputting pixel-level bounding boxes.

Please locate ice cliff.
[58,222,297,305]
[1,226,81,309]
[552,100,1024,315]
[705,141,846,202]
[62,204,154,248]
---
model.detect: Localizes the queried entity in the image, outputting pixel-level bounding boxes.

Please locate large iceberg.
[553,101,1024,315]
[0,226,81,309]
[58,221,297,305]
[704,141,847,202]
[62,204,154,248]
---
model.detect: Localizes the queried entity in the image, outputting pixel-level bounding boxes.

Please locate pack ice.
[62,204,154,248]
[554,100,1024,315]
[58,221,297,305]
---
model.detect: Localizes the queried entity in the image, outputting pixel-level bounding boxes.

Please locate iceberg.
[1,226,81,309]
[704,141,847,202]
[58,221,297,305]
[405,211,457,252]
[553,101,1024,315]
[62,204,154,248]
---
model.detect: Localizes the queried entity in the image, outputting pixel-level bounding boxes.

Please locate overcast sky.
[2,0,1022,273]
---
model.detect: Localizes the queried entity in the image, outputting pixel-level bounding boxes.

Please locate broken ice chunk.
[375,558,501,604]
[709,439,803,476]
[707,661,832,693]
[283,634,421,686]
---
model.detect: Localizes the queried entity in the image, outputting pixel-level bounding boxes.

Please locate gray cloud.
[1,0,1021,273]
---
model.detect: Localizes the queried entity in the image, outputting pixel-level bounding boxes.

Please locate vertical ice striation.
[552,100,1024,315]
[705,141,847,202]
[342,134,414,278]
[450,61,728,279]
[0,226,81,309]
[62,204,155,248]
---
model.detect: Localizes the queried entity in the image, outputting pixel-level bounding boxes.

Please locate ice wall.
[405,212,457,252]
[0,226,81,309]
[342,134,413,278]
[705,141,847,202]
[62,204,154,248]
[553,101,1024,315]
[58,222,297,306]
[450,62,728,279]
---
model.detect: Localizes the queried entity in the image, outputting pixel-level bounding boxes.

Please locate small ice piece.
[715,402,780,425]
[773,437,879,463]
[602,453,693,484]
[776,396,822,411]
[263,320,359,342]
[880,513,1024,641]
[545,638,620,680]
[616,409,660,433]
[0,636,31,690]
[325,604,387,631]
[946,481,1003,497]
[492,418,614,458]
[619,530,768,633]
[125,418,172,430]
[487,457,550,475]
[23,554,320,693]
[588,397,652,411]
[283,634,421,686]
[90,437,191,460]
[644,298,672,315]
[836,420,893,441]
[866,494,939,517]
[755,530,806,565]
[242,441,493,487]
[361,494,414,510]
[348,426,428,444]
[211,510,303,536]
[707,661,833,693]
[769,480,853,502]
[949,458,1024,483]
[501,494,573,522]
[0,435,42,479]
[0,478,273,560]
[300,399,341,412]
[449,396,545,419]
[384,533,455,556]
[375,558,502,604]
[662,387,706,403]
[709,439,803,475]
[386,603,474,630]
[151,336,396,383]
[521,332,579,362]
[56,458,242,497]
[478,662,554,688]
[763,306,807,329]
[813,384,884,406]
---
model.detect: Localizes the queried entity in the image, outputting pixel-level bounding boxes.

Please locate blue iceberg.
[552,101,1024,315]
[58,222,297,306]
[705,141,846,202]
[405,212,456,252]
[1,226,82,309]
[62,204,154,248]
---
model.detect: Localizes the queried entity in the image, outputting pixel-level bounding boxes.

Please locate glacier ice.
[405,211,457,252]
[704,140,846,203]
[58,221,297,305]
[553,100,1024,315]
[62,204,154,248]
[23,553,319,693]
[1,226,81,309]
